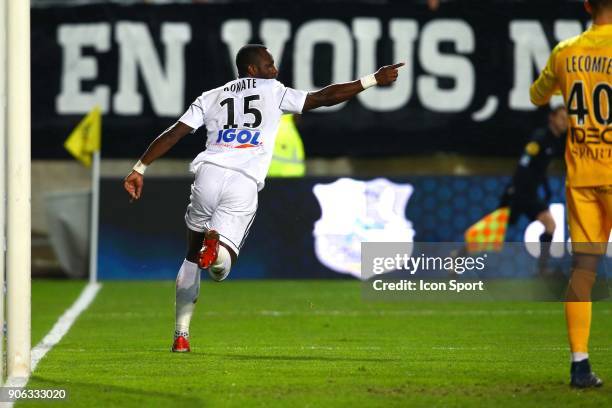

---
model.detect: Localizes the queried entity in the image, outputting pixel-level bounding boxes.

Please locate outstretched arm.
[302,62,404,112]
[123,121,193,201]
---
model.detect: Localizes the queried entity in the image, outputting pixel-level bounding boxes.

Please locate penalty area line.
[2,282,102,402]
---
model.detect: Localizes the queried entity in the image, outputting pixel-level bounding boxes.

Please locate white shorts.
[184,162,258,255]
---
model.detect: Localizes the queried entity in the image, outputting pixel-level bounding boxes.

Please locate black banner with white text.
[32,1,584,159]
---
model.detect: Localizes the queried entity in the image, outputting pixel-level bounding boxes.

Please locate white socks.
[174,248,232,336]
[572,352,589,362]
[208,245,232,282]
[175,259,200,334]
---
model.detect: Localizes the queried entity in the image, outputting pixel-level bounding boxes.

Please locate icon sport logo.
[215,128,262,148]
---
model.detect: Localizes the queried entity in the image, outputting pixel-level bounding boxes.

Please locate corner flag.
[63,106,103,283]
[64,107,101,167]
[464,207,510,253]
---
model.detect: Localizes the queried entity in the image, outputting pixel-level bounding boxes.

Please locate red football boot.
[199,230,220,269]
[172,335,190,353]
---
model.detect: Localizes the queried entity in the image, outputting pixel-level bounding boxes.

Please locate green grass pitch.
[19,280,612,407]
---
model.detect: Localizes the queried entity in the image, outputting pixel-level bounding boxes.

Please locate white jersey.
[179,78,308,191]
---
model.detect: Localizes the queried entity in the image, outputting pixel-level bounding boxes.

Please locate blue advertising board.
[98,175,570,280]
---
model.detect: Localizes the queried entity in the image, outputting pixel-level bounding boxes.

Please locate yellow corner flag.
[464,207,510,253]
[64,107,101,167]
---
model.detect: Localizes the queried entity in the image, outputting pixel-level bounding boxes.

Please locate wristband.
[133,160,148,175]
[360,73,377,89]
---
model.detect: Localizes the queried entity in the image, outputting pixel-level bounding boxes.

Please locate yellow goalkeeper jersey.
[530,24,612,187]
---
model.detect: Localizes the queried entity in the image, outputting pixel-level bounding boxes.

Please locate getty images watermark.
[370,251,486,293]
[360,242,611,301]
[363,243,486,298]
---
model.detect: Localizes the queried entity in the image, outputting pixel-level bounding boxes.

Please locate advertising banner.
[98,175,587,281]
[33,1,584,159]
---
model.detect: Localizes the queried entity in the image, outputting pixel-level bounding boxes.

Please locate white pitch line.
[2,282,101,407]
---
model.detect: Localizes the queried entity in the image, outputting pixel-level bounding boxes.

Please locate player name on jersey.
[565,55,612,74]
[223,78,257,93]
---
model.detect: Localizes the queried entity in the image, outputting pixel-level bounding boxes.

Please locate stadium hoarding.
[97,175,612,293]
[32,1,585,159]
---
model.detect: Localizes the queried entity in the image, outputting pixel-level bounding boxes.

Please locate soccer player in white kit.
[124,44,403,352]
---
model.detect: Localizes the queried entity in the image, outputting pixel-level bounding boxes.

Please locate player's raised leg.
[199,229,220,269]
[198,229,236,282]
[205,241,236,282]
[201,169,254,282]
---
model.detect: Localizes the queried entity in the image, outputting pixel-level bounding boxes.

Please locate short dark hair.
[236,44,267,77]
[589,0,612,12]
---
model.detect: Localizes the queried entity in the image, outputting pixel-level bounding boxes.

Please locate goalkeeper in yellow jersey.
[530,0,612,389]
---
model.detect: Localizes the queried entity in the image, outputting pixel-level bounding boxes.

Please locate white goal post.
[0,0,6,383]
[6,0,31,380]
